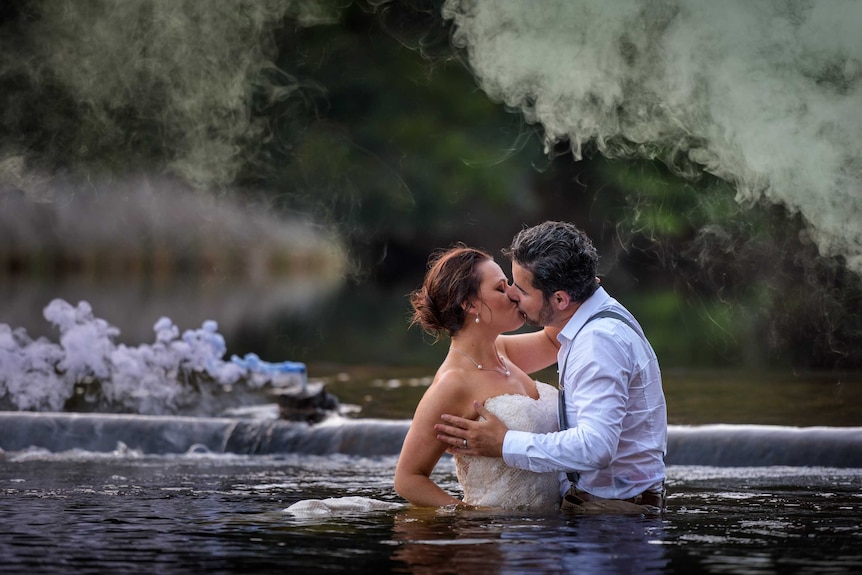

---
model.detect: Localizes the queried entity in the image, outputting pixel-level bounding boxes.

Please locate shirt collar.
[558,286,610,343]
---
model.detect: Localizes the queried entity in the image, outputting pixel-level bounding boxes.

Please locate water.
[1,295,860,573]
[0,452,402,574]
[2,303,861,573]
[2,449,860,575]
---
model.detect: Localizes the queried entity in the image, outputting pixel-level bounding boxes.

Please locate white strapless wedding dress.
[453,381,561,511]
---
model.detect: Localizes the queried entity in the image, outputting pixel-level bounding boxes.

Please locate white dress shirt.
[502,287,667,500]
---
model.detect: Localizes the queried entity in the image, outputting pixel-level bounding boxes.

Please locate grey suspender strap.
[557,310,640,484]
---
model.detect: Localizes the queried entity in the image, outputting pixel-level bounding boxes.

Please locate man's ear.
[551,290,572,311]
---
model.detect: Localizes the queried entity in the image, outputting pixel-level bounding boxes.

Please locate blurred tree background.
[1,0,860,372]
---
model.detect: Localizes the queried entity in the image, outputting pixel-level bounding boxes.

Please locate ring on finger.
[463,438,467,449]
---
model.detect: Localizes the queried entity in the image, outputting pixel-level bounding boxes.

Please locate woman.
[394,245,562,510]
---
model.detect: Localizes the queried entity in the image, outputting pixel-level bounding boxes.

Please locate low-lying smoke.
[442,0,862,274]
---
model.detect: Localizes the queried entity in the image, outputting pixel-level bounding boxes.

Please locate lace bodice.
[453,381,561,511]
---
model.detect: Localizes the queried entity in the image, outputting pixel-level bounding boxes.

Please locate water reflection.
[391,507,669,575]
[1,453,861,575]
[391,507,512,574]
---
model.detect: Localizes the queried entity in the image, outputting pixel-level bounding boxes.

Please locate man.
[434,221,667,514]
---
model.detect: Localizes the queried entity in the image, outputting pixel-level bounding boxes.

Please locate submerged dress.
[453,381,561,511]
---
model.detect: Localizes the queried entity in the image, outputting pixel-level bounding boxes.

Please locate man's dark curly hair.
[502,221,599,303]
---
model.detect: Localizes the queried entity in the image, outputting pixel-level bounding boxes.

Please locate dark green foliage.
[1,1,859,369]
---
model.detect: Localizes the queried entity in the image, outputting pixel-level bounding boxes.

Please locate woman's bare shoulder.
[427,364,470,395]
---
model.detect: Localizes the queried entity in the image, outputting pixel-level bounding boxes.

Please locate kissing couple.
[395,221,667,515]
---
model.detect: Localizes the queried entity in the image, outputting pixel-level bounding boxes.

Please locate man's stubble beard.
[522,298,555,328]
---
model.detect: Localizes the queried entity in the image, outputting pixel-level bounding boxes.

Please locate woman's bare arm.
[394,370,475,507]
[497,326,561,375]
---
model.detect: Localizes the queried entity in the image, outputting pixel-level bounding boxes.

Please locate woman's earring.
[475,314,480,324]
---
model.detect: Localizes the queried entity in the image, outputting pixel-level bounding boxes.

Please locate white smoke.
[442,0,862,273]
[0,299,306,414]
[1,0,343,192]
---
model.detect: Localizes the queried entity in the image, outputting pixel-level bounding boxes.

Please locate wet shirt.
[502,287,668,500]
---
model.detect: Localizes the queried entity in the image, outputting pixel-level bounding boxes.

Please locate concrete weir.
[0,412,860,468]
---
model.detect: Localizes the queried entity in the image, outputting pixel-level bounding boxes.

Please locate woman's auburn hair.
[409,244,492,339]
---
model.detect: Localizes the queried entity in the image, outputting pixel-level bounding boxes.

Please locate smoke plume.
[442,0,862,274]
[0,0,342,191]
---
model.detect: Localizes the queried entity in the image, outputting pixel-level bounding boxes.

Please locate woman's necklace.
[449,346,511,376]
